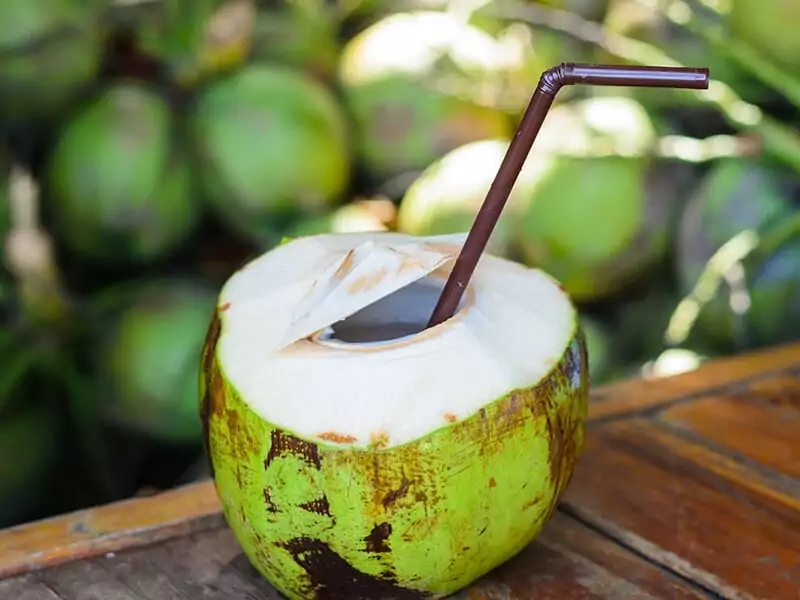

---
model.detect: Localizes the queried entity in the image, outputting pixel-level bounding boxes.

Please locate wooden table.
[1,343,798,600]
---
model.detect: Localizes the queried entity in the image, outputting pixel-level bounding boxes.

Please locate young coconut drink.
[200,62,708,599]
[200,231,589,599]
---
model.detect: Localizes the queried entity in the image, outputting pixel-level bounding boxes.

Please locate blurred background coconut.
[0,0,798,528]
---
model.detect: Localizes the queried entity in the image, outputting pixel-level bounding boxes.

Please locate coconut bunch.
[45,83,198,266]
[0,151,57,528]
[37,0,587,259]
[600,153,800,376]
[0,0,107,125]
[0,373,61,528]
[0,153,81,528]
[40,0,357,257]
[125,0,346,85]
[671,158,800,353]
[0,0,575,521]
[336,8,586,183]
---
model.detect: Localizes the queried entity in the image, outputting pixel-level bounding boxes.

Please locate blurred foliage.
[0,0,798,528]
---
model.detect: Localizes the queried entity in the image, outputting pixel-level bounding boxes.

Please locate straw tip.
[699,67,711,88]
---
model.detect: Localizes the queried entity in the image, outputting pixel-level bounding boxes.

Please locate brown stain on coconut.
[199,311,223,480]
[279,537,429,600]
[540,331,588,504]
[201,309,272,471]
[265,429,322,470]
[317,431,357,444]
[347,271,386,295]
[300,496,333,519]
[219,302,231,311]
[344,248,440,296]
[397,257,428,275]
[444,413,457,423]
[368,431,390,450]
[263,488,278,512]
[424,242,461,257]
[382,475,411,507]
[334,249,356,279]
[262,444,443,595]
[364,522,392,553]
[524,494,543,509]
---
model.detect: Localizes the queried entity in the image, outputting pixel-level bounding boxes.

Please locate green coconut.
[191,64,351,244]
[512,96,685,302]
[451,17,574,117]
[285,200,389,238]
[397,138,542,257]
[0,0,106,122]
[677,233,800,352]
[740,238,800,346]
[674,158,798,349]
[0,403,59,527]
[97,279,218,445]
[134,0,257,86]
[200,231,589,599]
[675,158,794,293]
[47,83,199,265]
[614,289,680,362]
[338,11,518,182]
[250,0,342,83]
[729,0,800,72]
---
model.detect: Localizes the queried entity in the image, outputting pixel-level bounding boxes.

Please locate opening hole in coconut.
[318,275,469,346]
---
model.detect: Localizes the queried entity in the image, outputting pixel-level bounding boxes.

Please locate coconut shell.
[200,310,588,599]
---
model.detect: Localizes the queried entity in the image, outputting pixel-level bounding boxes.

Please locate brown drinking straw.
[427,62,710,329]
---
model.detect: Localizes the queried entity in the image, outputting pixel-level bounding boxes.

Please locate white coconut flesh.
[216,232,577,449]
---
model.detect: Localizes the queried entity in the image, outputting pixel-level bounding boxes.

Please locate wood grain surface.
[1,342,798,599]
[0,513,711,600]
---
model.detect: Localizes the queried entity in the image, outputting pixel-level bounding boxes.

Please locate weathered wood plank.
[588,343,800,421]
[564,418,800,600]
[38,559,144,600]
[659,390,800,479]
[457,512,711,600]
[746,373,800,411]
[0,575,63,600]
[80,529,284,600]
[7,513,711,600]
[622,414,799,512]
[0,481,224,579]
